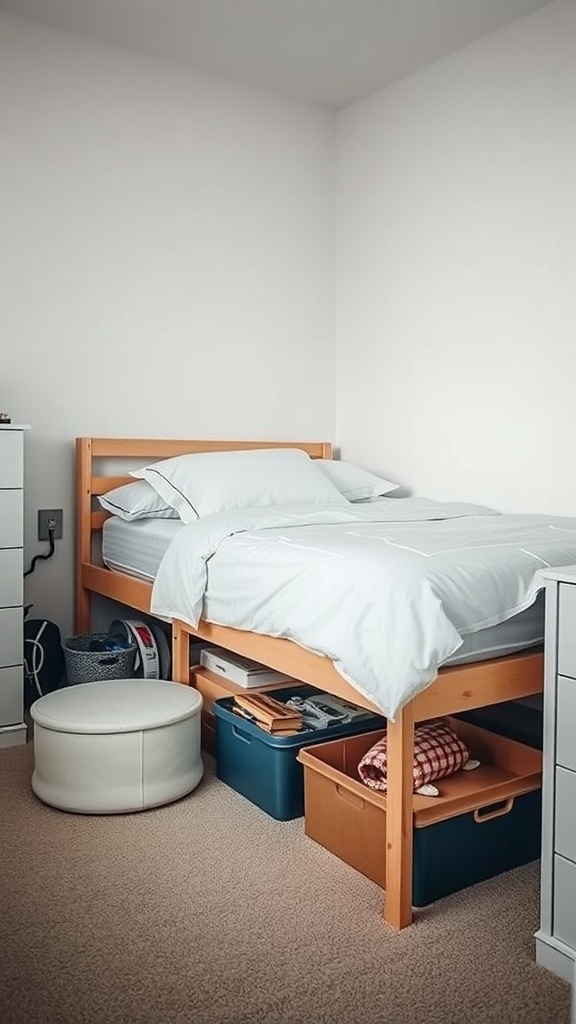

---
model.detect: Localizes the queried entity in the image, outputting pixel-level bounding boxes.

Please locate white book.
[200,647,294,688]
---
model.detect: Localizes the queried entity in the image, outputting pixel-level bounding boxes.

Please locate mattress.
[102,517,179,581]
[101,516,544,668]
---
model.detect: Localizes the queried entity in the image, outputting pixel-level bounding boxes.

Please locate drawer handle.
[473,797,514,824]
[335,784,365,809]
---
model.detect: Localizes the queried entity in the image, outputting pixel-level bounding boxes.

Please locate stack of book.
[231,693,304,735]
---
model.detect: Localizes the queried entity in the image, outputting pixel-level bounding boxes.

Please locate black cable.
[24,528,56,577]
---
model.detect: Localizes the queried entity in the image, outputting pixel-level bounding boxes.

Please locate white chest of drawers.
[536,567,576,982]
[0,425,29,748]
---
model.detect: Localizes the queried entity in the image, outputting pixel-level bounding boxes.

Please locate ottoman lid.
[30,679,203,734]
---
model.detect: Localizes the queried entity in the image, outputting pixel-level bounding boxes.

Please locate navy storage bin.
[412,788,541,905]
[213,685,385,820]
[456,699,543,750]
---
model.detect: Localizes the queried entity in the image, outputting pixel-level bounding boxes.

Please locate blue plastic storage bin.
[456,699,543,750]
[213,685,385,820]
[411,788,541,905]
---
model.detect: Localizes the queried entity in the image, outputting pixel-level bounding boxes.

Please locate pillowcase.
[130,448,349,523]
[98,480,179,521]
[315,459,398,502]
[357,719,470,794]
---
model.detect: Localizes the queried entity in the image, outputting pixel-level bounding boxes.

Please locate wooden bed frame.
[76,436,544,930]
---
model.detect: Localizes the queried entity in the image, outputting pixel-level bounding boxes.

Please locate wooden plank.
[88,438,332,460]
[383,702,415,929]
[91,511,109,530]
[191,666,298,712]
[172,623,191,685]
[412,651,544,721]
[82,563,152,614]
[91,475,132,495]
[176,619,383,713]
[75,437,92,633]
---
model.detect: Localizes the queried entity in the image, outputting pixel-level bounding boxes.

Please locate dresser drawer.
[556,676,576,772]
[553,855,576,948]
[0,490,23,548]
[0,665,23,726]
[558,584,576,679]
[0,431,23,488]
[0,607,23,668]
[0,549,24,607]
[555,767,576,862]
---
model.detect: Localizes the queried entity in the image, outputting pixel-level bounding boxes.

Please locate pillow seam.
[146,467,199,519]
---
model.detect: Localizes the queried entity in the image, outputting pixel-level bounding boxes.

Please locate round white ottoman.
[30,679,203,814]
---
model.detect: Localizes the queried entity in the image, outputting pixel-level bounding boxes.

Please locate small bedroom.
[1,1,575,1022]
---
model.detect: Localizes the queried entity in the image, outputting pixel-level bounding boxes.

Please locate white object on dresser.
[535,566,576,983]
[0,425,29,748]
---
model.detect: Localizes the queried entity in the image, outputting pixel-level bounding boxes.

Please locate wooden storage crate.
[297,717,542,906]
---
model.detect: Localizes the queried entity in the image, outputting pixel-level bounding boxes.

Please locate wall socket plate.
[38,508,63,541]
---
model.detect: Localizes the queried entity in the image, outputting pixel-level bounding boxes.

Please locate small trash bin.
[63,633,137,685]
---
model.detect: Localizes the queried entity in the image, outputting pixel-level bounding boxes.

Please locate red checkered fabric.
[357,718,470,793]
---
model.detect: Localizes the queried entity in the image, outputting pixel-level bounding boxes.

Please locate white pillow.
[315,460,398,501]
[130,448,349,523]
[98,480,179,521]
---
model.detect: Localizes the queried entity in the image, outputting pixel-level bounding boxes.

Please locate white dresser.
[0,424,29,748]
[536,567,576,982]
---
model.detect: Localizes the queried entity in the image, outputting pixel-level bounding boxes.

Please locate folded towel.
[357,718,469,794]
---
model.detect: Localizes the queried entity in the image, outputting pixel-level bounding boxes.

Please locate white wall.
[0,14,335,635]
[336,0,576,515]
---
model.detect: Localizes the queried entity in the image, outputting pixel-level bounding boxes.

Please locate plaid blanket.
[357,718,469,793]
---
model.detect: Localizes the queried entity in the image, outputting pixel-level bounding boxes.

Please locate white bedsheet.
[147,496,576,719]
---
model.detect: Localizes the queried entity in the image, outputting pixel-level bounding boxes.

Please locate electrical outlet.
[38,508,63,541]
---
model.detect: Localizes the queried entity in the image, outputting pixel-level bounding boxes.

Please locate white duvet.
[150,497,576,719]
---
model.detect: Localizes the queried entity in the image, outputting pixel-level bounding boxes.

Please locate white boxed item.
[199,647,293,688]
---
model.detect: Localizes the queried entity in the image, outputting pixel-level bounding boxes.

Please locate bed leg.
[172,623,191,685]
[383,702,415,929]
[75,587,91,634]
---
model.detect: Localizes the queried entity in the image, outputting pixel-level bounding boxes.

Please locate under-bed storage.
[191,666,300,755]
[76,436,549,931]
[213,688,386,820]
[297,717,542,906]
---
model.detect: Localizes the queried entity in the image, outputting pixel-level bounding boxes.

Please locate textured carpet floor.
[0,743,570,1024]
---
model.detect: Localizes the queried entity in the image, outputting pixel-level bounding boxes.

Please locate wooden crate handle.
[473,796,514,823]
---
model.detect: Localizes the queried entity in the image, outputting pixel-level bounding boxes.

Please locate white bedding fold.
[149,497,576,719]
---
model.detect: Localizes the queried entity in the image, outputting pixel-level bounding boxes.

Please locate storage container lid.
[31,679,202,734]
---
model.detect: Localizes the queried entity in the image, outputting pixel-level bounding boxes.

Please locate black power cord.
[24,527,56,578]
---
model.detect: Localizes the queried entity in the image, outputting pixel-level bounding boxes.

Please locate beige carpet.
[0,743,570,1024]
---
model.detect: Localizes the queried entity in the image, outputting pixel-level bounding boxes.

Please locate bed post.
[383,701,415,929]
[172,622,191,685]
[75,437,92,633]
